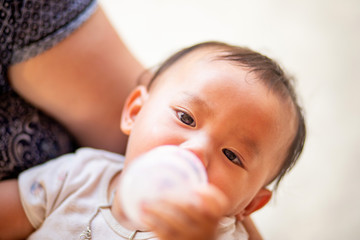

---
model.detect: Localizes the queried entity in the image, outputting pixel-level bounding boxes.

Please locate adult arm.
[0,180,34,239]
[8,6,145,154]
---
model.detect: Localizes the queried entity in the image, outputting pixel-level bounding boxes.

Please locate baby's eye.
[176,111,196,127]
[222,148,244,168]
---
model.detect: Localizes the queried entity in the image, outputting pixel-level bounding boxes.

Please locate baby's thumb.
[194,184,230,217]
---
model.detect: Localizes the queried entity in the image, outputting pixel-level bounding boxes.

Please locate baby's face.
[121,49,297,216]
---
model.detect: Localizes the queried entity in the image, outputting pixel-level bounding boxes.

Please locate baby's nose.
[179,135,212,168]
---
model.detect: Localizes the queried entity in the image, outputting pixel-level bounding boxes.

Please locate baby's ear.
[236,188,272,221]
[120,85,149,135]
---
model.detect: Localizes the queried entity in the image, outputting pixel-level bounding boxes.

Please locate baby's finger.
[141,200,189,239]
[141,199,218,240]
[194,184,230,218]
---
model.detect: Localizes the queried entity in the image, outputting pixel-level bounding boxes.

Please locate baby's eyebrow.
[237,135,260,157]
[180,92,212,115]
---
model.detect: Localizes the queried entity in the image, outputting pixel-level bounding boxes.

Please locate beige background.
[100,0,360,239]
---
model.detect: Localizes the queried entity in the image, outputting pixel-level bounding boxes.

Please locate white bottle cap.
[118,145,208,227]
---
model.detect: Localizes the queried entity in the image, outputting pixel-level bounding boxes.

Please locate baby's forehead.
[153,45,292,109]
[150,47,236,89]
[155,50,247,88]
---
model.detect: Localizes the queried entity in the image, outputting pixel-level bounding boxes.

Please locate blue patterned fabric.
[0,0,97,180]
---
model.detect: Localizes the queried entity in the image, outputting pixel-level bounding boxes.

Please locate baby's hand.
[141,184,229,240]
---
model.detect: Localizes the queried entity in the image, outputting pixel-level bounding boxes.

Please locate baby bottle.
[118,145,208,228]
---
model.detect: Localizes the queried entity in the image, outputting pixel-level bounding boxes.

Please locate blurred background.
[100,0,360,239]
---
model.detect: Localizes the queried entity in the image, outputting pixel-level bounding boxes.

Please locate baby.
[0,41,306,239]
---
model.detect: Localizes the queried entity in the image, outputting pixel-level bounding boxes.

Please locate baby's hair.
[147,41,306,190]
